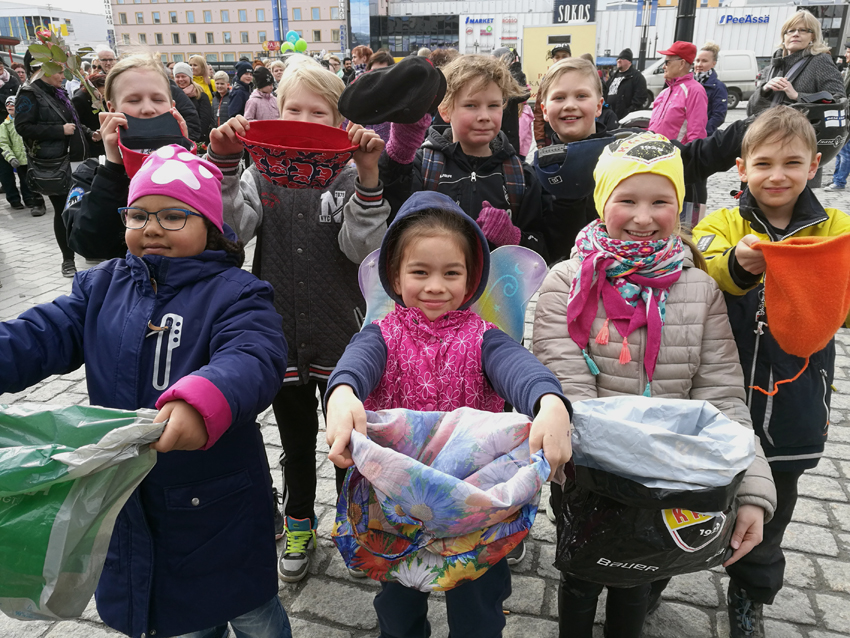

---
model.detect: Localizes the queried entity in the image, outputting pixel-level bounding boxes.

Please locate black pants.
[726,469,805,604]
[273,380,346,522]
[0,158,40,206]
[559,573,650,638]
[374,558,511,638]
[48,193,74,260]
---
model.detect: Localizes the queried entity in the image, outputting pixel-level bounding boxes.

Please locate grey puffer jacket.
[532,249,777,522]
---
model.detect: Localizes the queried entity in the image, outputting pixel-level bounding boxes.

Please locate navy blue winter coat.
[0,239,287,638]
[699,69,728,137]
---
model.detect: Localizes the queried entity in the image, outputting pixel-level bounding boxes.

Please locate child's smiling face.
[124,194,209,259]
[393,234,470,322]
[279,84,336,127]
[603,173,680,242]
[439,81,504,157]
[542,71,603,143]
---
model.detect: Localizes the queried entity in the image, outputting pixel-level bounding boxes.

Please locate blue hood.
[378,191,490,310]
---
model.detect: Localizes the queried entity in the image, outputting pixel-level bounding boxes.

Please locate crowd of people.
[0,10,849,638]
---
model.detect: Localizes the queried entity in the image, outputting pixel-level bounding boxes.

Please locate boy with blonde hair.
[209,61,391,583]
[693,106,850,637]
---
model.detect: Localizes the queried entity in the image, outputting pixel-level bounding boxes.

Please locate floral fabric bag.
[332,407,549,591]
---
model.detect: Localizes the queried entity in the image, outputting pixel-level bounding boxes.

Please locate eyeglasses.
[785,28,814,35]
[120,207,204,230]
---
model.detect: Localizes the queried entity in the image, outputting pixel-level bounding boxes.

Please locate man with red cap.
[647,41,708,144]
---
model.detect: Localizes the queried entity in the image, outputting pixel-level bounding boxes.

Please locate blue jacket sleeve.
[481,328,572,419]
[191,277,288,425]
[324,325,388,409]
[706,81,729,137]
[0,273,90,394]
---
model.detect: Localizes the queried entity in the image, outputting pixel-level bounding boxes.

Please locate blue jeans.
[178,595,292,638]
[833,141,850,188]
[374,558,512,638]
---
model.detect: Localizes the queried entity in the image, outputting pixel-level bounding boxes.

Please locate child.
[244,66,279,122]
[0,148,291,638]
[325,190,573,638]
[360,55,550,260]
[535,57,752,263]
[531,132,776,638]
[693,106,850,637]
[213,70,232,127]
[63,54,193,259]
[0,96,42,212]
[208,61,390,583]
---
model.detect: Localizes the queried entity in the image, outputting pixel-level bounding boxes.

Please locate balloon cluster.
[284,30,308,53]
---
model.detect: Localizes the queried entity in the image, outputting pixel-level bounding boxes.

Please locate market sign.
[553,0,595,24]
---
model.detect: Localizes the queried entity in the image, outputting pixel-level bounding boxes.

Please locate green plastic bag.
[0,403,164,621]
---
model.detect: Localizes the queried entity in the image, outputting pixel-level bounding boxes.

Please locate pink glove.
[386,113,432,164]
[477,201,521,247]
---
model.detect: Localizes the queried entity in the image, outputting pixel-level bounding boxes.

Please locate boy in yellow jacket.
[693,105,850,638]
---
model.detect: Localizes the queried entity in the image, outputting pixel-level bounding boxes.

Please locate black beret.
[338,56,446,125]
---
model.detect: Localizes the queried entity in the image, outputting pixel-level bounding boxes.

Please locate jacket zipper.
[747,287,767,408]
[820,369,830,435]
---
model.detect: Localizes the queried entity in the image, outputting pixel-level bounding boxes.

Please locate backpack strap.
[420,146,445,192]
[501,155,525,214]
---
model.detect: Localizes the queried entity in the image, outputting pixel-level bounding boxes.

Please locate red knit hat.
[236,120,357,189]
[750,234,850,395]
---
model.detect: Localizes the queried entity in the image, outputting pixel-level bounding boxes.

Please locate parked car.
[642,50,758,109]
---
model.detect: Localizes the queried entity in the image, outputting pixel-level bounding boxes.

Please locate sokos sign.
[718,14,769,25]
[553,0,595,24]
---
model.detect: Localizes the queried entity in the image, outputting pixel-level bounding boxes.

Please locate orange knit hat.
[751,234,850,395]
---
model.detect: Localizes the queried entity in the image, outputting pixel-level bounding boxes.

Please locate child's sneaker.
[278,516,316,583]
[272,488,284,540]
[506,539,526,565]
[727,582,764,638]
[824,183,846,191]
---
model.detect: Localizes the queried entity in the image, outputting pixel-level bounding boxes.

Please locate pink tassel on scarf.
[595,318,610,345]
[618,337,631,365]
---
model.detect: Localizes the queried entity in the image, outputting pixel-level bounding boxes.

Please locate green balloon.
[295,38,307,52]
[281,41,295,51]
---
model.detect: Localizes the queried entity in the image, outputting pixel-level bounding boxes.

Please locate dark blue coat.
[227,79,252,119]
[0,241,287,638]
[699,69,728,137]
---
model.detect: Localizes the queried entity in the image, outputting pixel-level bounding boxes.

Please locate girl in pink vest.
[325,190,573,638]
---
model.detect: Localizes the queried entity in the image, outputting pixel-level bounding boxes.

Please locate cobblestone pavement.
[1,113,849,637]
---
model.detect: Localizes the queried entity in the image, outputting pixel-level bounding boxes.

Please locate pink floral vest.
[364,306,505,413]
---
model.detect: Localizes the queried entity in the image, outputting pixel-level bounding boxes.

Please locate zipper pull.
[470,172,477,183]
[754,321,765,336]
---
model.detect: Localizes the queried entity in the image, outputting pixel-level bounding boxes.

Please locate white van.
[642,50,758,109]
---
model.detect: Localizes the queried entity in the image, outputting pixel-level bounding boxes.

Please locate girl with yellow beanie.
[531,132,776,638]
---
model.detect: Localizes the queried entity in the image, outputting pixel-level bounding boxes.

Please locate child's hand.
[98,111,128,164]
[326,385,367,469]
[348,122,384,189]
[478,201,521,247]
[529,394,573,481]
[735,234,766,275]
[723,504,764,567]
[170,106,189,139]
[210,115,250,156]
[151,400,209,452]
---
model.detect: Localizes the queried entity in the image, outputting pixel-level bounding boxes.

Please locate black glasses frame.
[119,207,205,231]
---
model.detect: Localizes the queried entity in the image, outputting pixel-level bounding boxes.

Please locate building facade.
[0,3,109,52]
[110,0,343,64]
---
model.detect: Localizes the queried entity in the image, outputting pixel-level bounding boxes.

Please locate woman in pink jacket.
[647,41,708,144]
[244,66,280,122]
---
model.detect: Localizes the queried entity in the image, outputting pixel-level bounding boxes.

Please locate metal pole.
[637,0,649,72]
[673,0,697,44]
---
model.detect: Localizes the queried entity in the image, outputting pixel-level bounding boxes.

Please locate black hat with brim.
[337,56,446,125]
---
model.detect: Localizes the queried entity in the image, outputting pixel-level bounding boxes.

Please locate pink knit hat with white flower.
[127,144,224,232]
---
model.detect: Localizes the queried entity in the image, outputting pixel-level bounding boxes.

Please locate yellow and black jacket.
[693,187,850,471]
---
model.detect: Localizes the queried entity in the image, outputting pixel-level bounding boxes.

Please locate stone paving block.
[829,503,850,532]
[290,580,378,629]
[507,539,535,574]
[831,394,850,411]
[791,497,831,526]
[782,522,840,556]
[21,379,75,403]
[530,514,556,543]
[503,614,559,637]
[830,427,850,444]
[42,621,123,637]
[288,617,352,638]
[536,543,559,580]
[798,475,848,502]
[315,477,339,507]
[816,593,850,633]
[817,557,850,594]
[808,632,850,638]
[260,425,281,448]
[324,551,380,588]
[543,582,558,618]
[0,614,53,638]
[663,571,719,607]
[762,587,816,624]
[784,552,817,589]
[80,596,103,623]
[642,602,712,638]
[832,410,846,425]
[504,574,545,615]
[810,458,841,478]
